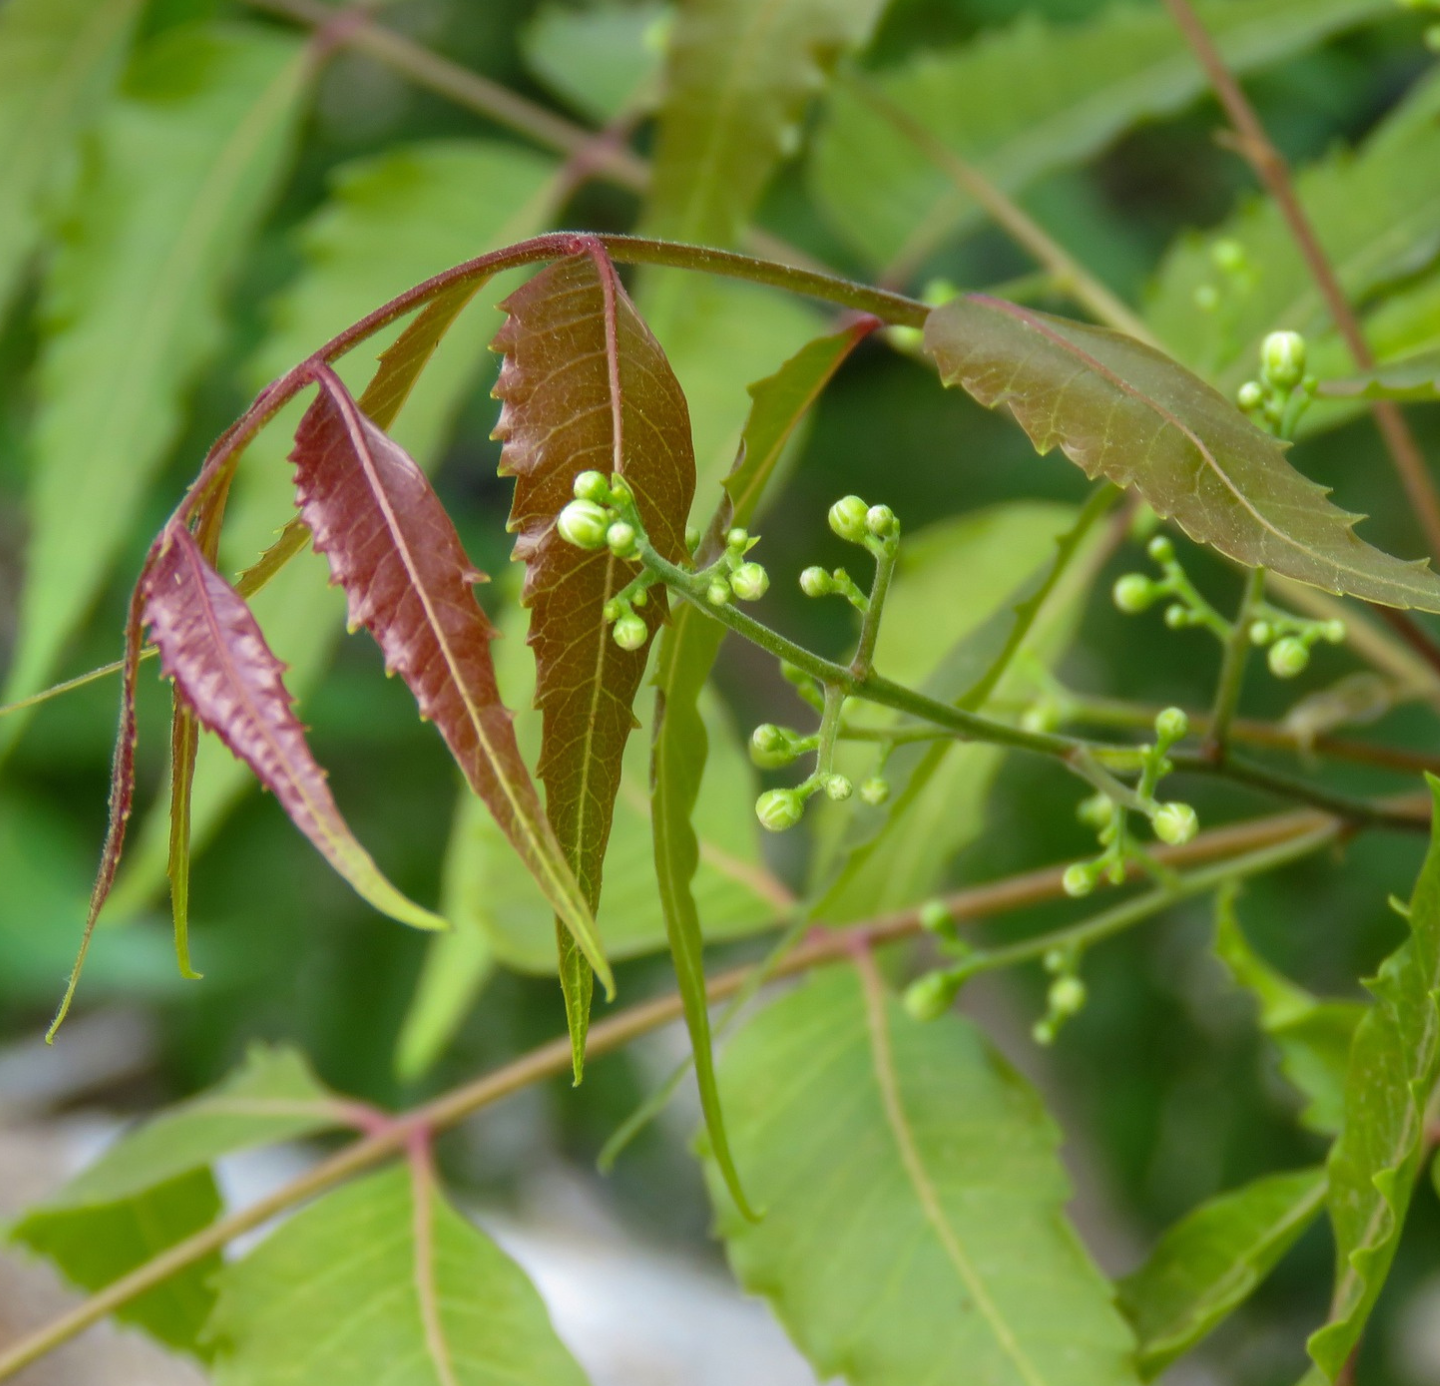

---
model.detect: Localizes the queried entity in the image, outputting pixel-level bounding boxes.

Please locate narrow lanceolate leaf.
[492,249,697,1065]
[4,23,309,722]
[143,522,444,933]
[207,1165,588,1386]
[1215,888,1365,1136]
[1308,776,1440,1379]
[0,0,142,318]
[652,321,876,1211]
[810,0,1393,272]
[11,1044,345,1355]
[292,368,606,988]
[1319,348,1440,401]
[1118,1167,1328,1379]
[704,965,1140,1386]
[925,296,1440,612]
[644,0,889,249]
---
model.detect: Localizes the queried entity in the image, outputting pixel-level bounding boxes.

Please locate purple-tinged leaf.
[290,366,607,991]
[143,521,444,933]
[491,248,696,1072]
[925,295,1440,611]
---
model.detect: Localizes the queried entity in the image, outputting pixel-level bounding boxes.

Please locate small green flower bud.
[1154,706,1189,744]
[726,526,749,550]
[1062,863,1096,898]
[1261,330,1307,389]
[1212,239,1246,273]
[1032,1018,1057,1047]
[608,475,633,505]
[1193,284,1219,312]
[612,613,648,651]
[1112,574,1155,614]
[828,495,870,543]
[919,899,954,936]
[1048,975,1087,1017]
[1164,603,1189,629]
[572,470,610,503]
[685,525,701,553]
[1322,619,1346,644]
[749,724,795,769]
[706,579,732,606]
[606,521,638,557]
[1043,947,1069,975]
[799,565,833,598]
[1237,381,1265,412]
[729,562,770,602]
[823,774,853,802]
[756,788,804,833]
[903,971,957,1023]
[556,499,611,549]
[1077,793,1112,830]
[865,504,898,539]
[1147,535,1175,563]
[632,588,648,609]
[1152,801,1199,846]
[1268,635,1310,678]
[860,777,890,806]
[602,599,622,622]
[1249,620,1273,645]
[1021,703,1059,734]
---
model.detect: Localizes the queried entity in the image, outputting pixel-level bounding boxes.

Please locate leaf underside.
[925,295,1440,612]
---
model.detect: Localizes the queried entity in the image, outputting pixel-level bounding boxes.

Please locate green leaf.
[491,249,698,1064]
[1307,777,1440,1379]
[9,1044,344,1355]
[107,139,558,917]
[925,296,1440,612]
[1118,1167,1328,1378]
[522,0,667,122]
[1215,888,1365,1136]
[643,0,889,249]
[0,0,142,320]
[208,1164,588,1385]
[1318,348,1440,401]
[2,23,310,721]
[811,0,1394,272]
[1147,70,1440,396]
[703,965,1139,1386]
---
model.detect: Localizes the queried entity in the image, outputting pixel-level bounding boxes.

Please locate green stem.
[1206,565,1265,761]
[851,538,899,680]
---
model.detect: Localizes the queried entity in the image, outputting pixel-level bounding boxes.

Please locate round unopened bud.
[1032,1019,1057,1047]
[607,475,633,505]
[1164,603,1189,629]
[1262,330,1307,389]
[1147,535,1175,563]
[903,971,957,1023]
[602,599,622,622]
[1237,381,1265,412]
[1021,703,1058,734]
[572,470,610,503]
[755,788,804,833]
[919,899,954,935]
[606,521,638,557]
[1152,801,1199,846]
[1113,574,1155,614]
[1322,619,1346,644]
[726,527,749,550]
[729,562,770,602]
[828,495,870,543]
[1048,975,1087,1017]
[706,580,732,607]
[556,499,611,549]
[1212,238,1246,273]
[632,588,648,609]
[1043,947,1069,975]
[823,774,853,802]
[612,613,648,651]
[1154,706,1189,744]
[1249,620,1273,645]
[865,504,898,539]
[1077,793,1112,830]
[799,565,833,597]
[685,525,701,553]
[1268,635,1310,678]
[749,724,795,769]
[859,777,890,806]
[1062,863,1096,898]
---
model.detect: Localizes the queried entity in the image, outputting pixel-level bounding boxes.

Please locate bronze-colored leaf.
[925,295,1440,611]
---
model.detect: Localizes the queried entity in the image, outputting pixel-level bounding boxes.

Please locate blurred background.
[1,0,1439,1382]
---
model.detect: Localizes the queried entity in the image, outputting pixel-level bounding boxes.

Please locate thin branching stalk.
[1205,565,1266,761]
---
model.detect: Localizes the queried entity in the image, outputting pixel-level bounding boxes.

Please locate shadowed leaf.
[1319,348,1440,401]
[491,248,696,1071]
[142,522,444,933]
[1118,1167,1327,1378]
[1308,777,1440,1378]
[292,367,605,989]
[925,296,1440,611]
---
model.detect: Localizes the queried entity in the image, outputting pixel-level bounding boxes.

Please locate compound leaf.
[1308,777,1440,1378]
[703,965,1139,1386]
[1118,1167,1328,1378]
[142,522,444,932]
[925,296,1440,611]
[491,249,696,1067]
[207,1164,588,1386]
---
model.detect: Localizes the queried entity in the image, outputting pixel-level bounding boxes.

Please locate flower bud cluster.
[1236,331,1318,440]
[828,494,900,551]
[702,526,772,608]
[1249,613,1345,679]
[1033,949,1088,1046]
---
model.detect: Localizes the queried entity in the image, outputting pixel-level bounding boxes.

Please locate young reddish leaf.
[925,295,1440,612]
[290,366,609,993]
[143,521,444,933]
[492,247,696,1066]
